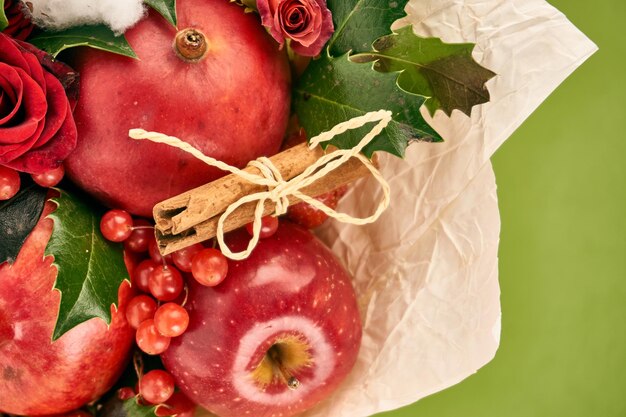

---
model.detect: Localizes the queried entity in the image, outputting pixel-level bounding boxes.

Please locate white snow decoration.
[26,0,146,34]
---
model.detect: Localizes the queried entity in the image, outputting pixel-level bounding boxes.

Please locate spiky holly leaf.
[0,177,46,265]
[144,0,177,27]
[99,394,159,417]
[103,397,158,417]
[326,0,409,56]
[353,25,496,116]
[0,0,8,31]
[29,25,137,58]
[46,190,128,340]
[293,53,442,158]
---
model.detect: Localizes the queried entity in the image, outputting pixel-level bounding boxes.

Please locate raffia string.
[128,109,393,260]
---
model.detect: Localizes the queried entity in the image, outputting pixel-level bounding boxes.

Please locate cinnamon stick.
[153,142,375,255]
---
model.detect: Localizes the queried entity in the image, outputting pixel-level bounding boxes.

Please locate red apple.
[0,201,134,415]
[65,0,292,217]
[161,221,362,417]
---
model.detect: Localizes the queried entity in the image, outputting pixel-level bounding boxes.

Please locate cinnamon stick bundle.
[153,142,374,255]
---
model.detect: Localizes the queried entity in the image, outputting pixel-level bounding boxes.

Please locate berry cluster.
[0,164,65,200]
[98,209,281,409]
[115,370,195,416]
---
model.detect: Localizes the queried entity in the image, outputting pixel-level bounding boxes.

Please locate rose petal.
[258,0,286,46]
[280,0,322,47]
[0,33,30,71]
[17,40,80,110]
[4,101,77,174]
[19,46,47,93]
[289,0,334,57]
[0,64,21,123]
[27,71,68,150]
[0,66,47,147]
[2,0,34,41]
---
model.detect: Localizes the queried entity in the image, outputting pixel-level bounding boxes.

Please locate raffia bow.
[129,109,392,260]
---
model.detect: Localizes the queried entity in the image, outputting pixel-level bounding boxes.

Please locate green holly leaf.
[326,0,409,56]
[29,25,137,58]
[144,0,177,27]
[0,0,8,31]
[0,177,47,265]
[46,190,129,341]
[99,395,159,417]
[353,25,496,116]
[293,53,442,158]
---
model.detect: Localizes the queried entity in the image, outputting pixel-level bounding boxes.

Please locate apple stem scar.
[268,345,300,390]
[174,28,209,62]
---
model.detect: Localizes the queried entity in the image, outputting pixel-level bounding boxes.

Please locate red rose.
[257,0,334,57]
[2,0,34,41]
[0,33,78,174]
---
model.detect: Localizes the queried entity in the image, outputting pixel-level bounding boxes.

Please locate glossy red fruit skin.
[0,202,134,415]
[31,164,65,188]
[139,370,175,405]
[245,215,279,238]
[136,319,171,355]
[154,392,196,417]
[132,258,158,293]
[172,243,204,273]
[148,265,184,301]
[126,295,158,329]
[124,219,153,253]
[0,165,20,200]
[161,222,362,417]
[287,185,348,229]
[190,248,228,287]
[65,0,291,217]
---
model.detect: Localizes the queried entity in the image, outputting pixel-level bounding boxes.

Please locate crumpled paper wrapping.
[305,0,597,416]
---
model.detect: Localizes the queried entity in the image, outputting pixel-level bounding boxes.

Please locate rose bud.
[2,0,34,41]
[257,0,334,57]
[0,33,78,174]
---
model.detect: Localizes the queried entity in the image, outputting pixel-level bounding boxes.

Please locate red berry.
[155,392,196,417]
[287,186,347,229]
[31,164,65,187]
[124,219,154,253]
[100,209,133,242]
[154,303,189,337]
[190,248,228,287]
[148,265,184,301]
[245,215,279,239]
[0,165,20,200]
[136,319,171,355]
[125,295,157,329]
[117,386,136,400]
[132,259,158,293]
[139,370,175,404]
[149,236,173,264]
[172,243,204,272]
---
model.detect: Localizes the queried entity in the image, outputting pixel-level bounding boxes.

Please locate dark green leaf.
[0,0,8,31]
[29,25,137,58]
[353,25,496,116]
[100,395,158,417]
[326,0,409,56]
[46,190,129,340]
[144,0,177,27]
[0,178,47,265]
[293,53,442,158]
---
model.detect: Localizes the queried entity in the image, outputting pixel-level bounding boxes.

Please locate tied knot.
[129,109,393,260]
[246,157,290,216]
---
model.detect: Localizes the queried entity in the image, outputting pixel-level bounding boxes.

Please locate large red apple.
[0,201,134,415]
[162,221,362,417]
[65,0,291,217]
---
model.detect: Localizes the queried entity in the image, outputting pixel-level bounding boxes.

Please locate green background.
[378,0,626,416]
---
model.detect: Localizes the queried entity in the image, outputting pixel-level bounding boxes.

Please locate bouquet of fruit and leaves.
[0,0,595,416]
